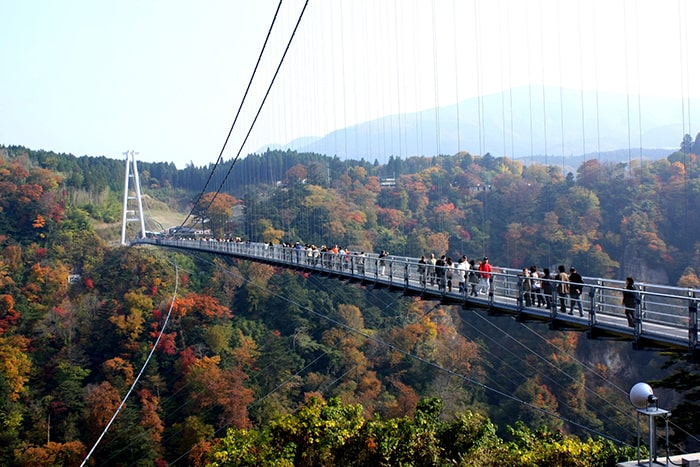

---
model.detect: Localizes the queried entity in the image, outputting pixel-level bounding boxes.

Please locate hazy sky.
[2,0,698,168]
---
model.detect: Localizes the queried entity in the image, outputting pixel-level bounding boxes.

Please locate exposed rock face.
[622,245,670,285]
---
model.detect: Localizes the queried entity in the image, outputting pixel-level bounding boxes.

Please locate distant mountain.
[256,135,321,154]
[277,86,698,164]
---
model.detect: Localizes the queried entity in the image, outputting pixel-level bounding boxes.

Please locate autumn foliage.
[4,143,700,464]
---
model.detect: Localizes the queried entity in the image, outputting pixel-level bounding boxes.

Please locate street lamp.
[629,382,671,466]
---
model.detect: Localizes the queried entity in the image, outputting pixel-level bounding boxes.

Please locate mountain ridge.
[264,86,697,164]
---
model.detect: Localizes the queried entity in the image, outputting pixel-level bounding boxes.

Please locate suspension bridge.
[116,0,700,367]
[13,2,698,465]
[132,236,700,363]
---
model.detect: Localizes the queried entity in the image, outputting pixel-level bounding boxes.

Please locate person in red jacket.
[478,257,492,295]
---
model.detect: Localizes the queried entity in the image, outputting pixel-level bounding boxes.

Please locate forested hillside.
[1,144,699,465]
[5,135,700,284]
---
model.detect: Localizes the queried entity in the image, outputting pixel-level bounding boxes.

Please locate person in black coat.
[542,268,553,310]
[569,267,584,316]
[622,276,637,327]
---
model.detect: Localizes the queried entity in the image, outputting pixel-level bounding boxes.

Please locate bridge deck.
[134,238,700,361]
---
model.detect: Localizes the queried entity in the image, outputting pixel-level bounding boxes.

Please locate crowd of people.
[520,264,586,316]
[413,254,594,318]
[174,236,640,324]
[416,254,492,296]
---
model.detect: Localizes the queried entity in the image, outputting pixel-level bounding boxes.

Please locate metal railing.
[134,237,700,360]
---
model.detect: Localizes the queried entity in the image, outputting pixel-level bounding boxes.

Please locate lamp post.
[629,382,671,466]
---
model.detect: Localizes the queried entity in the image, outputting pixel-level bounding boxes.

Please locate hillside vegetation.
[0,144,699,465]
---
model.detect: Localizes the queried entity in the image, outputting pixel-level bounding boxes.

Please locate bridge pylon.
[120,150,146,245]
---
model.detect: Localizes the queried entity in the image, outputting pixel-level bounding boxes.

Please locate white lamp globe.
[629,382,656,409]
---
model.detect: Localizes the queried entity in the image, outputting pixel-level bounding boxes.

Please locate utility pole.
[120,150,146,245]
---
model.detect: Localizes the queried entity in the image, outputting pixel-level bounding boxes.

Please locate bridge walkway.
[134,238,700,361]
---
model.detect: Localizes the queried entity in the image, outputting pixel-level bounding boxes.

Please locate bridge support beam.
[120,150,146,245]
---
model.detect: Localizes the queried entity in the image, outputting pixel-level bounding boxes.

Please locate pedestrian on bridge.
[417,255,427,286]
[445,257,455,292]
[530,265,544,307]
[623,276,637,327]
[555,265,570,314]
[569,267,584,316]
[521,268,532,306]
[435,255,447,292]
[457,256,469,293]
[428,253,437,286]
[378,250,389,275]
[542,268,553,309]
[478,257,491,295]
[357,252,366,275]
[468,260,479,296]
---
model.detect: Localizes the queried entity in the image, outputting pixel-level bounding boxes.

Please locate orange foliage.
[547,333,580,363]
[139,388,164,446]
[0,335,31,402]
[102,357,136,387]
[187,440,214,467]
[248,262,275,287]
[173,293,232,320]
[85,381,122,437]
[28,166,61,190]
[186,355,254,428]
[27,262,49,285]
[32,214,46,229]
[434,202,455,215]
[0,294,20,334]
[196,192,238,215]
[3,244,22,270]
[384,378,420,418]
[17,184,43,204]
[14,440,86,467]
[425,232,449,255]
[228,330,257,368]
[285,163,308,183]
[356,370,382,412]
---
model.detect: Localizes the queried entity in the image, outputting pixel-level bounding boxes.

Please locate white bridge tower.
[120,150,146,245]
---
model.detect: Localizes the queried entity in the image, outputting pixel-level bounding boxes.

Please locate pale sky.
[1,0,698,168]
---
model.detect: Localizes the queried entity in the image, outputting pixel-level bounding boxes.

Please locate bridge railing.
[136,237,700,353]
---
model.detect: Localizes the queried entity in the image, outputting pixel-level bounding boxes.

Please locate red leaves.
[0,294,20,335]
[178,347,197,374]
[156,332,177,355]
[17,183,43,204]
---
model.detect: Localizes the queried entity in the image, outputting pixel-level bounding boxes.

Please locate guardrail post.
[587,286,597,325]
[549,288,559,328]
[632,291,642,348]
[516,276,524,317]
[689,294,698,362]
[404,263,409,290]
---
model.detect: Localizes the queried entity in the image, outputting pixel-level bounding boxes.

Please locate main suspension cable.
[200,1,311,220]
[181,0,284,229]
